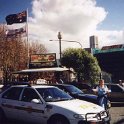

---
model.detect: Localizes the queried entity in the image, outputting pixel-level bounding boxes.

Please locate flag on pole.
[5,11,27,25]
[6,25,27,37]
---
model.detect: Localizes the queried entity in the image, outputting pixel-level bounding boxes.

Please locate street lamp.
[57,32,62,60]
[50,39,82,47]
[50,32,82,59]
[60,40,82,48]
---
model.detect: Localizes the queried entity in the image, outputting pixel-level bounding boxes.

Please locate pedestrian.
[94,79,110,109]
[119,80,124,87]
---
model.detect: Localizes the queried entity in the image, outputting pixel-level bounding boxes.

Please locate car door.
[108,85,124,102]
[1,87,23,120]
[18,87,46,124]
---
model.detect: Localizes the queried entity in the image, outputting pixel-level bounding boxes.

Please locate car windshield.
[36,87,73,102]
[65,85,84,94]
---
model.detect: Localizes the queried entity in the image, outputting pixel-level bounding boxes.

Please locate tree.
[0,24,47,83]
[61,48,101,84]
[29,41,47,54]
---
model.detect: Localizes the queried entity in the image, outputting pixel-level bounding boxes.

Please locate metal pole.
[58,32,62,60]
[49,39,82,48]
[100,72,102,79]
[62,40,82,48]
[26,8,29,68]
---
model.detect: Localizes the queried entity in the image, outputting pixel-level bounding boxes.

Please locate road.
[110,104,124,124]
[2,105,124,124]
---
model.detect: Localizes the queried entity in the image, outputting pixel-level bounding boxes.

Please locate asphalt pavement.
[110,103,124,124]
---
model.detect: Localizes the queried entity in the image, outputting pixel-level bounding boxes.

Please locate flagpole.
[26,8,29,68]
[0,23,5,84]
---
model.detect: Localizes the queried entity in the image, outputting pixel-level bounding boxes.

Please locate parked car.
[92,83,124,103]
[0,84,110,124]
[67,82,92,93]
[51,84,99,105]
[105,83,124,103]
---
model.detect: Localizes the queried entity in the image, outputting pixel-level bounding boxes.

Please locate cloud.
[96,30,124,48]
[27,0,123,57]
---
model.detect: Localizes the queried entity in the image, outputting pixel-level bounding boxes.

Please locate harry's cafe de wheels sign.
[29,53,57,68]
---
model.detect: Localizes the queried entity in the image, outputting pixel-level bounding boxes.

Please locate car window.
[21,88,40,102]
[111,85,123,92]
[36,87,72,102]
[65,85,83,94]
[54,85,68,93]
[2,87,23,100]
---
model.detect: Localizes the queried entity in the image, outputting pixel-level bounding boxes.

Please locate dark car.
[105,83,124,103]
[92,83,124,103]
[67,82,92,93]
[51,84,99,105]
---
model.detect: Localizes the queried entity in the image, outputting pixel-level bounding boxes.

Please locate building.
[89,35,99,49]
[93,44,124,83]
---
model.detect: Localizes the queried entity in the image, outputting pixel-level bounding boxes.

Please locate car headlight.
[100,111,108,118]
[73,114,85,119]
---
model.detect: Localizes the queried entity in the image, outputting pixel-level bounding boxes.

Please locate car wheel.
[48,115,70,124]
[0,108,6,122]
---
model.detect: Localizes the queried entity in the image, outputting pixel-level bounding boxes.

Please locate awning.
[13,67,69,74]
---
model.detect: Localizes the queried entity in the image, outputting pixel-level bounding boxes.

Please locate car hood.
[78,93,97,100]
[48,99,104,114]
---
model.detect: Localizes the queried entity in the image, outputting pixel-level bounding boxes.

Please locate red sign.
[30,53,56,63]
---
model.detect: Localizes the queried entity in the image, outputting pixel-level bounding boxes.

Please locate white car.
[0,84,110,124]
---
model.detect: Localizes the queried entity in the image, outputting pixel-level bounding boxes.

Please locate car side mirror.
[31,99,41,104]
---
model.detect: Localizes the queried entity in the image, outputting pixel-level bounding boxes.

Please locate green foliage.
[61,48,101,84]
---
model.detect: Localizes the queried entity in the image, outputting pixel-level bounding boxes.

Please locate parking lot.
[110,104,124,124]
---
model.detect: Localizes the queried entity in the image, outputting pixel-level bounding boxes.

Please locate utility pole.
[50,32,82,60]
[57,32,62,60]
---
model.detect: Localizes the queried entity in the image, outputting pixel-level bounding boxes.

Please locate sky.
[0,0,124,57]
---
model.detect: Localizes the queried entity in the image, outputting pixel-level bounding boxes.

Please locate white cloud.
[96,30,124,48]
[27,0,124,58]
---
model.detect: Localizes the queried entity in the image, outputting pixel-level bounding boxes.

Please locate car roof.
[51,84,72,87]
[105,83,120,85]
[10,84,55,89]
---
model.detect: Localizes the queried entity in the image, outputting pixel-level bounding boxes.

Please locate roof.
[93,48,124,54]
[31,85,55,88]
[13,67,69,74]
[11,84,55,89]
[50,84,71,87]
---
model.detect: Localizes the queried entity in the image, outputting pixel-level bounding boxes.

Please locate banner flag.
[6,11,27,25]
[6,25,27,37]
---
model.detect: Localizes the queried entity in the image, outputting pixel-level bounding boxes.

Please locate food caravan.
[13,67,70,84]
[11,53,73,84]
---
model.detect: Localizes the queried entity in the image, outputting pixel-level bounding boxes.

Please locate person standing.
[94,79,110,109]
[119,80,124,87]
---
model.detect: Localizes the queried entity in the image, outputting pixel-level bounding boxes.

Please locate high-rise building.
[90,35,99,49]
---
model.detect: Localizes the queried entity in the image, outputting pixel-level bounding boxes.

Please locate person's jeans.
[97,95,108,109]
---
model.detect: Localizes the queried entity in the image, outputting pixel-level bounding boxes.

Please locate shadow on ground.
[111,103,124,107]
[114,119,124,124]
